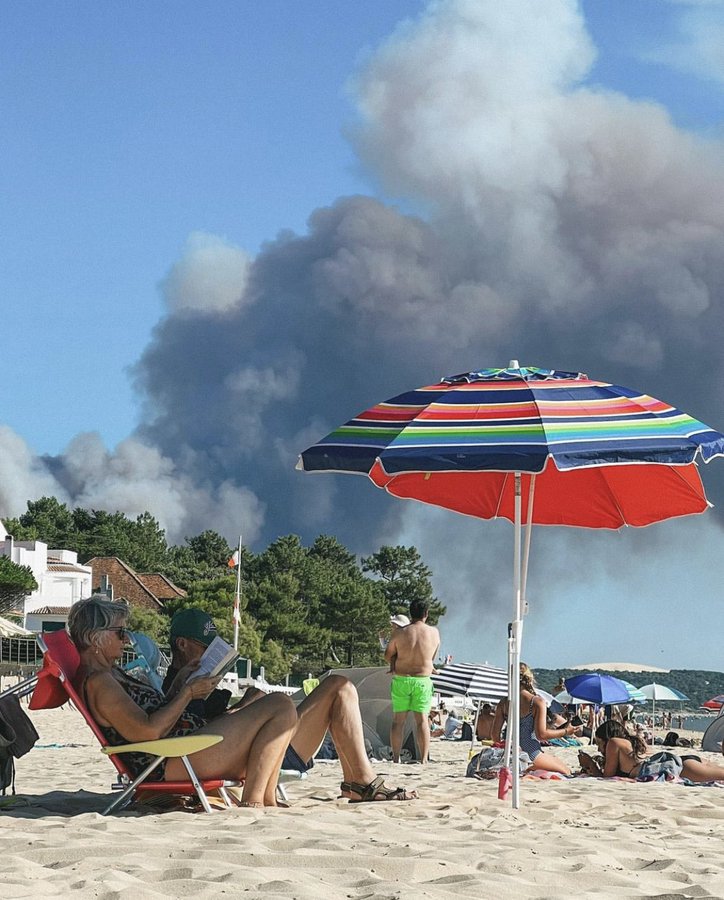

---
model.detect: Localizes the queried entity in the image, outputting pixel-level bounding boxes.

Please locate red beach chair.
[29,631,239,814]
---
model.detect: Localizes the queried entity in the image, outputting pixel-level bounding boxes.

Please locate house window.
[42,621,66,633]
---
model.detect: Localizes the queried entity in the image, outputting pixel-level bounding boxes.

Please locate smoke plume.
[2,0,723,665]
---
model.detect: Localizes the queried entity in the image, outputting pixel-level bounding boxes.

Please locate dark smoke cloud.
[2,0,723,664]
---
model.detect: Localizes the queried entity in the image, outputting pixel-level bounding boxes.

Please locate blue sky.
[2,0,722,453]
[1,1,424,451]
[2,1,724,670]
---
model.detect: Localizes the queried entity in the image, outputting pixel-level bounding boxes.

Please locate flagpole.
[233,535,242,651]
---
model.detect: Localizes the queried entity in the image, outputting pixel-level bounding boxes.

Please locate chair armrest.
[101,734,223,758]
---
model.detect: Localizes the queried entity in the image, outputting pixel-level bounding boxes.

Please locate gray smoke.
[1,0,723,664]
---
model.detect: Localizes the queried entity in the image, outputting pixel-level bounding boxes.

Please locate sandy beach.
[2,706,724,899]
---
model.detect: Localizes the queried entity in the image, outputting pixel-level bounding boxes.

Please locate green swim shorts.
[390,675,435,714]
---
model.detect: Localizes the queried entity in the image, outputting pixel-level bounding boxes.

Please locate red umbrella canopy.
[369,458,707,528]
[702,695,724,710]
[301,365,724,528]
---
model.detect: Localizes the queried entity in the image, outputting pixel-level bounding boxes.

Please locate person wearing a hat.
[165,608,418,803]
[165,608,232,718]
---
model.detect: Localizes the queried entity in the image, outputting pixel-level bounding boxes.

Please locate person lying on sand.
[165,607,417,804]
[580,720,724,783]
[492,662,582,776]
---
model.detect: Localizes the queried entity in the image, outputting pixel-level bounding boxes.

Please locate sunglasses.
[105,626,130,640]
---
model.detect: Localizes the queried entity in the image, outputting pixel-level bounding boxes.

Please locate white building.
[0,521,93,632]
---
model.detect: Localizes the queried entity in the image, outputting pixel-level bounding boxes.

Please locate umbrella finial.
[508,359,520,369]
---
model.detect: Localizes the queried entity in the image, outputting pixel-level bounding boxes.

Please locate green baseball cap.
[169,608,218,646]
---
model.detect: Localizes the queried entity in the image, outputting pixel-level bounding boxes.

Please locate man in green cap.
[164,608,232,718]
[163,607,416,801]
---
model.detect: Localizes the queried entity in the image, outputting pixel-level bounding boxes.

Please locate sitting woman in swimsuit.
[68,595,298,807]
[493,663,582,776]
[582,720,724,782]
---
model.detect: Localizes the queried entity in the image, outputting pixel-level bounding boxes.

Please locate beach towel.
[636,751,683,782]
[466,746,531,778]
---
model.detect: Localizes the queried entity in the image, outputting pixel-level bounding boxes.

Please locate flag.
[228,550,240,568]
[233,598,241,623]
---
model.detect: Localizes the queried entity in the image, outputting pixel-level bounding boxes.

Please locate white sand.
[3,706,724,899]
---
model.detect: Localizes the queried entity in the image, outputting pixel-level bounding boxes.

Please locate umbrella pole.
[504,624,514,768]
[508,474,535,809]
[510,472,524,808]
[520,475,536,608]
[471,699,482,758]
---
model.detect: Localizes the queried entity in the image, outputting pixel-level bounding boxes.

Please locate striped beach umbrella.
[300,364,723,527]
[298,362,724,808]
[621,681,647,703]
[432,662,508,703]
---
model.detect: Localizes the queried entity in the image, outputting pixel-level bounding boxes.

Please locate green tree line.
[2,497,447,682]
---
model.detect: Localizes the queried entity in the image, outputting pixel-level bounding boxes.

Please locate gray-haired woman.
[67,595,296,808]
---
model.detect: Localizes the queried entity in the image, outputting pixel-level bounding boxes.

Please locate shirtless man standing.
[475,703,496,742]
[385,598,440,764]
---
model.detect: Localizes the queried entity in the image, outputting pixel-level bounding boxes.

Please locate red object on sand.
[498,766,512,800]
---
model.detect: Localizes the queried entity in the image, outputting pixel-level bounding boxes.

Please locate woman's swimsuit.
[83,669,207,780]
[519,696,542,761]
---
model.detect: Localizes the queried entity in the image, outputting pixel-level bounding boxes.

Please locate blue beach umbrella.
[565,673,632,705]
[298,361,724,808]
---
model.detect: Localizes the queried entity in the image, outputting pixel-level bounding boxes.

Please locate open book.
[187,636,240,682]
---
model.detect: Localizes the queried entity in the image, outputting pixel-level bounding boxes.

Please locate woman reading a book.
[68,595,297,808]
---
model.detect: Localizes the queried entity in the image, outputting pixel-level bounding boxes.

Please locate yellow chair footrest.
[101,734,223,757]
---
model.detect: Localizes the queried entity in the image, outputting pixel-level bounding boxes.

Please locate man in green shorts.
[385,598,440,764]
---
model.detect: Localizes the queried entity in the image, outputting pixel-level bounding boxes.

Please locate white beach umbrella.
[638,682,688,734]
[638,683,686,701]
[554,690,582,705]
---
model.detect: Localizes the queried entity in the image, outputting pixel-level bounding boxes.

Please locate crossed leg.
[165,691,297,806]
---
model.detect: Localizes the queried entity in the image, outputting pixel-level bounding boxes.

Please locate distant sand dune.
[567,662,670,673]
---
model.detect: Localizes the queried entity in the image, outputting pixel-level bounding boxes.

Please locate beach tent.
[702,713,724,752]
[292,667,421,761]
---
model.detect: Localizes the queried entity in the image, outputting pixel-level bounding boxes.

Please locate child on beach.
[379,614,411,673]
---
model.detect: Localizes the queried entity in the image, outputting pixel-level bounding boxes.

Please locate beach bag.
[0,695,39,795]
[466,746,531,778]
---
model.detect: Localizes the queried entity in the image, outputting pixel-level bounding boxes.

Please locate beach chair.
[29,631,240,814]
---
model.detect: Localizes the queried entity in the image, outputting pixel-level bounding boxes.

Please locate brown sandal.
[342,776,417,802]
